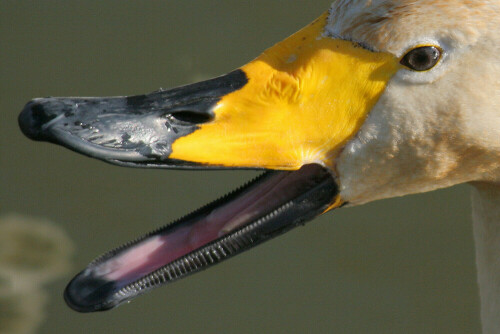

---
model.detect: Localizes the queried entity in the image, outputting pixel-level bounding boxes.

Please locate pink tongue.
[95,166,320,283]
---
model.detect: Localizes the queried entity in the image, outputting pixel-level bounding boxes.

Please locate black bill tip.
[19,99,54,141]
[64,270,119,312]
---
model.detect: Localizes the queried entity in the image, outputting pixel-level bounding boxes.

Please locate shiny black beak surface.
[19,70,247,169]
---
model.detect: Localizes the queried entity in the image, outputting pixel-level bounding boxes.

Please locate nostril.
[170,111,213,124]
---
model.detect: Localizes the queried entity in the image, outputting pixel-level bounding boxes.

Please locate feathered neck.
[471,182,500,334]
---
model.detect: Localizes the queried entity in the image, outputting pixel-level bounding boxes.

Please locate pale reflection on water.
[0,215,73,334]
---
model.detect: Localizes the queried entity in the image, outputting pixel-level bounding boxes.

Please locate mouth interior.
[65,163,337,312]
[96,164,329,284]
[103,171,292,282]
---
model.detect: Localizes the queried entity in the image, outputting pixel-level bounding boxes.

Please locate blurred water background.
[1,1,480,333]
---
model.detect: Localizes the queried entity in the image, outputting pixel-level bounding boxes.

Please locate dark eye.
[400,46,441,71]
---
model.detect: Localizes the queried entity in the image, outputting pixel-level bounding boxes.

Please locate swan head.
[18,0,500,312]
[330,0,500,205]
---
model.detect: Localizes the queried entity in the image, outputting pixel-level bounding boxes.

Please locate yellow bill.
[171,12,400,170]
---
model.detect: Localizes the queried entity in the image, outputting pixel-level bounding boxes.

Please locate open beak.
[18,12,400,312]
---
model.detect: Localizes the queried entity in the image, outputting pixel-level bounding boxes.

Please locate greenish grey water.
[1,1,480,333]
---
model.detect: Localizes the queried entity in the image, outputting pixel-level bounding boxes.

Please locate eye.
[400,46,441,71]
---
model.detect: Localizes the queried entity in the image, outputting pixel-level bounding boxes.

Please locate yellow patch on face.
[171,12,400,170]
